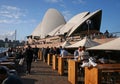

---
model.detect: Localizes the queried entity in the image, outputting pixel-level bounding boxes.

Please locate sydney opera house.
[27,8,102,46]
[24,8,120,84]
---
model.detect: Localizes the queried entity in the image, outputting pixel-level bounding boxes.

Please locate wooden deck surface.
[19,60,71,84]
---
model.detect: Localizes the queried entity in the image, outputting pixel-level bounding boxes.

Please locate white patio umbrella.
[87,37,120,50]
[66,37,99,48]
[61,41,71,47]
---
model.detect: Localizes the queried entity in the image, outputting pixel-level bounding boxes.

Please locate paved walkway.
[19,60,71,84]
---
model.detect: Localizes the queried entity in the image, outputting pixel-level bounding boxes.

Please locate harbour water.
[0,47,8,53]
[0,47,8,61]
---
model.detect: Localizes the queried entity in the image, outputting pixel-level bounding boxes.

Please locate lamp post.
[58,29,60,35]
[86,19,91,37]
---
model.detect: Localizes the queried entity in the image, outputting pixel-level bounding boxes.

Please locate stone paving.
[19,60,71,84]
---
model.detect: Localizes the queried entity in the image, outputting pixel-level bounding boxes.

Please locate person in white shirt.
[81,46,90,61]
[80,46,97,67]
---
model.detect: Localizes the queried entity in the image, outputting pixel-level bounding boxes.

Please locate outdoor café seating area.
[0,52,25,76]
[38,50,120,84]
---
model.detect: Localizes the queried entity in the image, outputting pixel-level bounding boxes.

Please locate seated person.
[74,46,82,61]
[79,46,97,67]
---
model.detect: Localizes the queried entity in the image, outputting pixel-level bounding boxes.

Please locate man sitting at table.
[74,46,97,67]
[80,46,97,67]
[74,46,82,61]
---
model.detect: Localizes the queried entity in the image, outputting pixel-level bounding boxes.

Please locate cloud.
[6,31,16,36]
[44,0,65,9]
[59,4,66,8]
[0,19,36,24]
[0,30,16,40]
[0,5,36,24]
[0,5,26,19]
[72,0,86,4]
[44,0,63,3]
[62,10,73,21]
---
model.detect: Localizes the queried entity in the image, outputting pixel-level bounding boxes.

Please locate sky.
[0,0,120,41]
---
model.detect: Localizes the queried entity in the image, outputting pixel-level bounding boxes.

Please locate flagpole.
[15,30,16,41]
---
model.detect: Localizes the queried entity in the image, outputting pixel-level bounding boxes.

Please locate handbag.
[19,58,24,65]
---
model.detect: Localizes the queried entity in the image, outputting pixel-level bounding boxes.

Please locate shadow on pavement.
[21,78,37,84]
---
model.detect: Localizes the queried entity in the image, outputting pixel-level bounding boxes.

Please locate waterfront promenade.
[20,60,71,84]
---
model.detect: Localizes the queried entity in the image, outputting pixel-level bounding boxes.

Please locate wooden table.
[57,56,74,76]
[0,62,15,69]
[38,50,43,60]
[47,54,53,65]
[1,59,14,62]
[85,64,120,84]
[7,56,16,59]
[52,54,58,70]
[68,59,80,84]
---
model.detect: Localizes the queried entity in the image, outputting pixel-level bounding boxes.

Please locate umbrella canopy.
[87,37,120,50]
[66,37,99,48]
[61,41,71,47]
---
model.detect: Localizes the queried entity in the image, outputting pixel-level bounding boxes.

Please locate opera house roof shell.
[31,8,102,39]
[31,8,66,38]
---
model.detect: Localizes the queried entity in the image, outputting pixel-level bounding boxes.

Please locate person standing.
[60,47,68,57]
[52,47,57,55]
[43,46,50,62]
[25,45,33,74]
[33,45,39,62]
